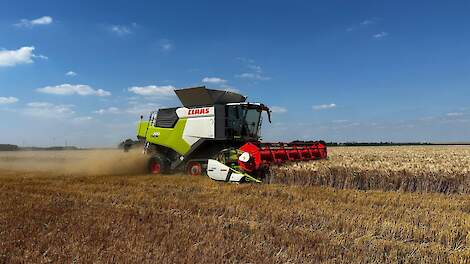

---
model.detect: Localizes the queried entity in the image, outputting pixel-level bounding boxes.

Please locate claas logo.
[188,108,210,115]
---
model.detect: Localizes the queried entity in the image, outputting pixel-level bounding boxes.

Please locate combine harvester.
[136,86,327,182]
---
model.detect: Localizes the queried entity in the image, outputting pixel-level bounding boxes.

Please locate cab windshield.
[226,105,262,139]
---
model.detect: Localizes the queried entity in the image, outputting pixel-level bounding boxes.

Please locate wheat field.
[271,146,470,194]
[1,147,470,263]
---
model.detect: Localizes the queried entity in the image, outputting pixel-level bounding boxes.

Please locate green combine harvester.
[136,86,327,182]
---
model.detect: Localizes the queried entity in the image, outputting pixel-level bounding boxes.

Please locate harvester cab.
[136,86,327,182]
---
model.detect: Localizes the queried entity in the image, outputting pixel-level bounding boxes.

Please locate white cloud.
[347,18,376,32]
[37,84,111,96]
[419,116,435,121]
[15,16,53,28]
[332,119,349,124]
[71,116,93,123]
[66,71,77,76]
[159,39,174,52]
[202,77,238,92]
[248,64,262,73]
[360,19,374,25]
[0,97,19,104]
[94,107,120,115]
[270,106,287,113]
[27,102,52,108]
[24,102,75,118]
[236,57,255,64]
[0,46,47,67]
[373,32,389,39]
[128,85,175,96]
[33,54,48,60]
[126,103,161,115]
[236,58,270,81]
[110,25,132,36]
[162,43,172,51]
[236,73,271,81]
[447,112,464,117]
[222,87,240,93]
[30,16,53,25]
[202,77,227,84]
[313,103,337,110]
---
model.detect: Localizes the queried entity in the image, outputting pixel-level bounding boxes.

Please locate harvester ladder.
[143,112,157,154]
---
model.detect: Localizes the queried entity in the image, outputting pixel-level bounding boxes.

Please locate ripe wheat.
[270,146,470,194]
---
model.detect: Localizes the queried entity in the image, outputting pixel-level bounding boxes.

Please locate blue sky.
[1,0,470,147]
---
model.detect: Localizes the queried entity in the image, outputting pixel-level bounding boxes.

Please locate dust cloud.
[0,149,149,176]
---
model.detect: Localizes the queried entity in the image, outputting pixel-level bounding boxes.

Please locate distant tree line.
[118,139,142,152]
[21,146,79,151]
[0,144,79,151]
[0,144,19,151]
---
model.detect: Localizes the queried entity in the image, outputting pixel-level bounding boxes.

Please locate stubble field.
[0,146,469,263]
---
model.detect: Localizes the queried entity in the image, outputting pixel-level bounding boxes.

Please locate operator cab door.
[225,105,243,138]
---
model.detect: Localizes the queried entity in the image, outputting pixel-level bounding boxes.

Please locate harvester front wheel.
[148,155,169,175]
[186,161,203,176]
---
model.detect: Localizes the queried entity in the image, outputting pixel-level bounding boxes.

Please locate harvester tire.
[186,161,203,176]
[148,154,169,175]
